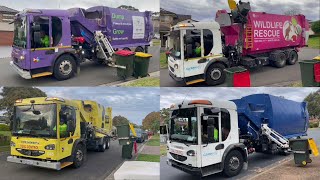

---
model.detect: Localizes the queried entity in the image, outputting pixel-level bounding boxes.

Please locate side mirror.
[207,125,215,143]
[34,32,41,46]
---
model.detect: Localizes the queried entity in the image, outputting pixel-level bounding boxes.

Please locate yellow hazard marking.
[31,72,53,78]
[60,162,73,169]
[186,79,205,85]
[32,46,72,51]
[308,138,319,157]
[313,56,320,61]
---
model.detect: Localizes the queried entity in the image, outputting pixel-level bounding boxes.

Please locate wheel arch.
[203,57,229,79]
[51,50,80,70]
[220,143,248,171]
[71,138,86,157]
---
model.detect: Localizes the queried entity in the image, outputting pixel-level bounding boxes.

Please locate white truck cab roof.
[172,21,221,31]
[171,99,237,110]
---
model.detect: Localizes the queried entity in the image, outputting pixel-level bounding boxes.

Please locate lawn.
[0,131,11,136]
[160,144,167,156]
[308,36,320,49]
[136,154,160,162]
[152,39,160,46]
[160,52,168,69]
[0,131,11,152]
[146,134,160,146]
[123,77,160,87]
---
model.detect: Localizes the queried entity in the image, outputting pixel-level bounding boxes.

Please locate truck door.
[200,107,224,167]
[182,29,213,78]
[29,16,63,74]
[58,105,77,159]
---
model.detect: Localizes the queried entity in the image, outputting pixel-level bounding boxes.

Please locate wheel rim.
[76,149,83,162]
[107,141,110,148]
[210,69,222,80]
[59,60,72,75]
[229,156,240,171]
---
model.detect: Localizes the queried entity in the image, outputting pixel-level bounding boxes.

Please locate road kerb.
[241,156,293,180]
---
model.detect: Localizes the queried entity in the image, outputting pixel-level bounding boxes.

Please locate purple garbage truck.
[10,6,153,80]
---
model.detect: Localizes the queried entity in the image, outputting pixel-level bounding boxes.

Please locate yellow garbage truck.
[7,97,113,170]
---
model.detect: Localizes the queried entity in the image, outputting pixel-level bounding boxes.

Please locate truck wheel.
[106,138,110,149]
[54,54,76,80]
[135,46,144,52]
[73,144,85,168]
[98,139,107,152]
[273,52,286,68]
[287,50,298,65]
[205,63,226,86]
[223,150,244,177]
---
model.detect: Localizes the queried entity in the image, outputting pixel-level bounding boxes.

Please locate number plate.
[171,149,183,156]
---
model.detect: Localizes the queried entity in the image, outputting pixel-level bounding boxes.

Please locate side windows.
[31,16,50,48]
[59,105,76,138]
[52,16,62,46]
[184,29,213,58]
[221,109,231,141]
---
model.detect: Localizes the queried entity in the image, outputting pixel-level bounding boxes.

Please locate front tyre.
[98,139,107,152]
[54,54,76,80]
[287,50,298,65]
[223,150,244,177]
[72,144,86,168]
[205,63,226,86]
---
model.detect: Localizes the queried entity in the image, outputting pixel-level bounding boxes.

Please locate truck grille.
[16,149,45,157]
[13,57,18,63]
[170,152,187,162]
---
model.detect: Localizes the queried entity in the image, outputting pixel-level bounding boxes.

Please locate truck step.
[31,72,53,78]
[60,162,73,169]
[185,75,205,85]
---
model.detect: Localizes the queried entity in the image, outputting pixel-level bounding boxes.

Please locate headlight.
[186,150,195,156]
[45,144,55,150]
[174,64,178,69]
[10,141,16,147]
[19,55,25,60]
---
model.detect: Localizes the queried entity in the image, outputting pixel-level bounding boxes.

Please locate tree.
[160,108,170,125]
[304,90,320,118]
[142,111,160,133]
[311,20,320,34]
[112,115,129,126]
[118,5,139,12]
[0,87,47,118]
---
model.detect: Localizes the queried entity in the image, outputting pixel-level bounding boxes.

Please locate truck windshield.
[12,104,57,138]
[13,16,27,48]
[170,108,198,145]
[169,30,181,58]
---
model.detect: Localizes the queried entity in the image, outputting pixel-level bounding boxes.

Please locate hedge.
[0,124,10,131]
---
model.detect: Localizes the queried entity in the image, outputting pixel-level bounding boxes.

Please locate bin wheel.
[54,54,76,80]
[205,63,226,86]
[301,161,307,166]
[287,50,298,65]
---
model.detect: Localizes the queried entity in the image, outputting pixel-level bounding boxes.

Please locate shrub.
[311,20,320,34]
[0,124,10,131]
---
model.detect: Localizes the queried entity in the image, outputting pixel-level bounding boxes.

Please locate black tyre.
[272,52,286,68]
[287,50,298,65]
[106,138,110,149]
[54,54,76,80]
[223,150,244,177]
[98,139,107,152]
[135,46,144,52]
[205,63,226,86]
[72,144,85,168]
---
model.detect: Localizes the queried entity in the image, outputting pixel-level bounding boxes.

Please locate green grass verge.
[152,39,160,46]
[0,131,11,136]
[288,81,303,87]
[308,36,320,49]
[160,144,167,156]
[146,134,160,146]
[123,77,160,87]
[0,146,10,152]
[160,52,168,69]
[137,154,160,162]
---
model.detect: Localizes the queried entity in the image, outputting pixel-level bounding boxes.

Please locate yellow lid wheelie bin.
[134,52,152,78]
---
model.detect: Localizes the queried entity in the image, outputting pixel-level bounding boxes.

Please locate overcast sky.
[160,87,319,109]
[161,0,320,21]
[38,87,160,125]
[1,0,159,12]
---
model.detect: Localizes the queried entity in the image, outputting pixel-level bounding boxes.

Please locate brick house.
[0,6,18,46]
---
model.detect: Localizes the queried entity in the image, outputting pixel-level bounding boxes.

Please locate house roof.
[0,6,19,13]
[160,8,178,18]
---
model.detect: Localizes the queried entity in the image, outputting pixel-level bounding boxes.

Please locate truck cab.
[167,22,229,86]
[11,9,78,80]
[167,100,248,177]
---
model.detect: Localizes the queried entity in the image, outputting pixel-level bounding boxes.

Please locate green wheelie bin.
[133,52,152,78]
[299,60,320,87]
[122,141,133,159]
[289,138,312,166]
[114,50,135,80]
[224,66,251,87]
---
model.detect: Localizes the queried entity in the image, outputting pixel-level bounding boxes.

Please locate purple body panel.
[69,6,153,48]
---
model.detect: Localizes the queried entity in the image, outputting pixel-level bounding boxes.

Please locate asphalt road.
[0,140,144,180]
[0,46,159,86]
[161,48,320,87]
[160,129,320,180]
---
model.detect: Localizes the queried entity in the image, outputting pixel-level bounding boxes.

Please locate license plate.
[171,149,183,156]
[24,160,33,165]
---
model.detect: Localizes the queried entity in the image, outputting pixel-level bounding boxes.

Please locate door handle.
[215,144,224,150]
[68,138,73,144]
[45,49,55,55]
